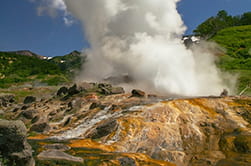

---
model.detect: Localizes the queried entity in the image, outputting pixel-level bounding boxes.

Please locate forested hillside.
[194,10,251,38]
[0,52,68,88]
[48,50,84,76]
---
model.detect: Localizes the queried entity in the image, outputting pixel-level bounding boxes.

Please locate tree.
[193,10,251,38]
[240,12,251,25]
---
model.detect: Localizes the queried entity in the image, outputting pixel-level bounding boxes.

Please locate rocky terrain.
[0,83,250,166]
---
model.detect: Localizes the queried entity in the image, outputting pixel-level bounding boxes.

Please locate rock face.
[0,120,34,166]
[44,95,250,166]
[5,83,250,166]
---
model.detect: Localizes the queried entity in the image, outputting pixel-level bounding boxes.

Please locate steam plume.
[63,0,231,96]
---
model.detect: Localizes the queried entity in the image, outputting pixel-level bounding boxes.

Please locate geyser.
[61,0,232,96]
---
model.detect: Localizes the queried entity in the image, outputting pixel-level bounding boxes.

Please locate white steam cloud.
[47,0,233,96]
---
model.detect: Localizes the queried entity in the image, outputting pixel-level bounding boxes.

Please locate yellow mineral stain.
[118,117,144,139]
[230,98,251,107]
[121,153,176,166]
[68,139,115,152]
[188,98,217,116]
[38,142,47,146]
[28,135,49,140]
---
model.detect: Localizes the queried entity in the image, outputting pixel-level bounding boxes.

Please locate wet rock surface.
[37,150,83,163]
[86,120,118,139]
[1,82,251,166]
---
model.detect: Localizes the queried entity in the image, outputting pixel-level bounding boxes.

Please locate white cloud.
[30,0,75,26]
[63,16,74,26]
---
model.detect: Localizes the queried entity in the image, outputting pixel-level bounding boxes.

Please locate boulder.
[22,110,38,119]
[98,83,113,95]
[77,82,95,91]
[0,94,15,107]
[111,87,125,94]
[87,120,118,139]
[119,157,136,166]
[89,102,105,110]
[98,83,112,89]
[57,87,68,96]
[21,105,30,110]
[23,96,36,104]
[68,98,83,109]
[99,87,111,95]
[30,122,50,133]
[31,115,40,124]
[68,84,80,96]
[44,144,71,151]
[220,89,228,97]
[37,150,83,163]
[0,120,35,166]
[49,110,57,116]
[131,89,145,98]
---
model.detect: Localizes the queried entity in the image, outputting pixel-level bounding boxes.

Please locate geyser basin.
[63,0,233,96]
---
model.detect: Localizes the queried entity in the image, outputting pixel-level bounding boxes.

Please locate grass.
[212,25,251,59]
[0,86,57,103]
[212,25,251,95]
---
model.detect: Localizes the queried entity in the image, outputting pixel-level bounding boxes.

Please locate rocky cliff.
[1,83,250,166]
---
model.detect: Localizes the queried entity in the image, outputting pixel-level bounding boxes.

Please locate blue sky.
[0,0,250,57]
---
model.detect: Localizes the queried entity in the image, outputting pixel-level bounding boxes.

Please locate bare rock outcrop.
[37,150,83,163]
[5,83,250,166]
[131,89,146,97]
[23,96,36,104]
[0,119,35,166]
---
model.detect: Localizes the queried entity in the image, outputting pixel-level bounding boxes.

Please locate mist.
[61,0,233,96]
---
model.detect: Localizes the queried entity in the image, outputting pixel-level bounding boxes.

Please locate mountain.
[4,50,46,60]
[0,51,67,88]
[0,83,250,166]
[49,50,85,76]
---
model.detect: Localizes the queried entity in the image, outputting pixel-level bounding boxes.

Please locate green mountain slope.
[0,52,68,88]
[212,25,251,59]
[49,50,85,77]
[211,25,251,94]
